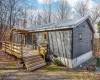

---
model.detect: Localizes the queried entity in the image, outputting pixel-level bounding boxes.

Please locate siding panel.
[27,33,32,45]
[73,21,92,59]
[48,30,72,59]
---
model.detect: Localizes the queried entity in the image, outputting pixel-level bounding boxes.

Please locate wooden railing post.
[38,44,48,60]
[11,42,13,54]
[38,46,40,55]
[21,34,23,58]
[2,41,23,58]
[5,42,6,52]
[21,44,23,58]
[42,49,45,60]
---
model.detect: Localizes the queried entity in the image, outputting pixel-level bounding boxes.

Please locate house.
[2,16,95,69]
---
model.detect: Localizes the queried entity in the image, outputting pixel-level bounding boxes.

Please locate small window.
[33,34,36,44]
[79,33,82,42]
[44,34,47,39]
[33,34,36,40]
[43,33,47,40]
[83,25,85,27]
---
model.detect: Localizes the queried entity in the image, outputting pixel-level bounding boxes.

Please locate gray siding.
[36,33,43,45]
[73,21,92,59]
[48,30,72,59]
[35,32,48,48]
[27,33,32,45]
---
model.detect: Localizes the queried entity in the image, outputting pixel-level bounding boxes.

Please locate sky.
[26,0,100,8]
[24,0,100,20]
[24,0,100,15]
[93,0,100,4]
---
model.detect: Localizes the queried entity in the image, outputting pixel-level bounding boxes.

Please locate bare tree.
[75,0,100,26]
[57,0,71,20]
[75,0,89,17]
[42,0,52,24]
[0,0,24,41]
[22,8,27,28]
[90,5,100,25]
[39,0,71,25]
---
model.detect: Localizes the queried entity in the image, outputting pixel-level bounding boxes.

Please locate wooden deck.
[2,41,40,58]
[2,41,47,71]
[2,42,22,58]
[23,48,39,57]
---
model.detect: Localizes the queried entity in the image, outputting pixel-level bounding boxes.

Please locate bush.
[53,59,63,66]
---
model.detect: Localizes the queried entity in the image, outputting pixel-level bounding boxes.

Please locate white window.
[79,33,82,42]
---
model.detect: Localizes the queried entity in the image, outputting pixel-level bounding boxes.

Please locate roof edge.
[75,16,95,33]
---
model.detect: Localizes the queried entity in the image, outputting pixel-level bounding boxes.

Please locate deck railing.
[2,41,22,58]
[38,43,48,60]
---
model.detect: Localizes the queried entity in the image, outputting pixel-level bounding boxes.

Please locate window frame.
[44,33,47,40]
[79,33,82,42]
[42,32,48,40]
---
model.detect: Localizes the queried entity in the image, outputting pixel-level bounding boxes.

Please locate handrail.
[38,43,48,60]
[38,44,47,51]
[3,41,21,46]
[2,41,22,58]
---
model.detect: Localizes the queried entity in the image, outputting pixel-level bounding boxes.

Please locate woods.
[0,0,100,41]
[0,0,24,41]
[75,0,100,26]
[0,0,100,79]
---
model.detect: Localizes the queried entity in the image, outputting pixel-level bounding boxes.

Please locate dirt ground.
[0,50,100,80]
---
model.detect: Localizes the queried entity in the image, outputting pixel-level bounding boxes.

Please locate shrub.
[53,59,63,66]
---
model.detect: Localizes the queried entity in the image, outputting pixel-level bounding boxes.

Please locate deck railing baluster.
[38,44,48,60]
[2,41,22,58]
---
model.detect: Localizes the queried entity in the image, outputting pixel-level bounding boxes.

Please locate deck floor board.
[22,47,39,58]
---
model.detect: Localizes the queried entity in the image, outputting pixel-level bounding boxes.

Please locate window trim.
[43,32,48,40]
[44,33,47,40]
[79,33,82,42]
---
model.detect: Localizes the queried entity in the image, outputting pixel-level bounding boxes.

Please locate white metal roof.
[14,16,95,33]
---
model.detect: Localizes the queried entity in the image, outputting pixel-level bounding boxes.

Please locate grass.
[38,64,100,80]
[0,49,100,80]
[0,61,18,69]
[0,62,100,80]
[41,64,65,71]
[0,72,5,78]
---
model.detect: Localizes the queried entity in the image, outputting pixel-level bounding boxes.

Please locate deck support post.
[4,42,6,53]
[20,34,25,68]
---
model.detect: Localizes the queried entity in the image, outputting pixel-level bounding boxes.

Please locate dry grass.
[38,64,100,80]
[0,49,100,80]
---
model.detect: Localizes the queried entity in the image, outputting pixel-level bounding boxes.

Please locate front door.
[32,33,36,49]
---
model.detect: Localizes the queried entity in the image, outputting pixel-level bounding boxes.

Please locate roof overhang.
[74,16,95,33]
[29,26,73,32]
[86,17,95,33]
[29,16,95,33]
[10,16,95,33]
[11,29,29,34]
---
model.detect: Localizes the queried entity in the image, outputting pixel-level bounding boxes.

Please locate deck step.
[28,63,46,71]
[27,60,45,68]
[23,55,42,61]
[24,55,46,71]
[25,58,44,65]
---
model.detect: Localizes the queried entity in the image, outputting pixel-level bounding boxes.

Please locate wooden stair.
[2,42,47,71]
[23,55,46,71]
